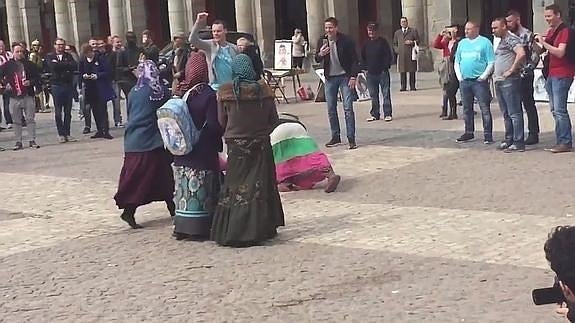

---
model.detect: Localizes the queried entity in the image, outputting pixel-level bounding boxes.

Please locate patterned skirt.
[173,166,222,238]
[211,137,285,247]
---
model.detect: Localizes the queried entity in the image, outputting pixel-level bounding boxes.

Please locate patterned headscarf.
[231,54,259,100]
[134,60,164,101]
[176,51,209,96]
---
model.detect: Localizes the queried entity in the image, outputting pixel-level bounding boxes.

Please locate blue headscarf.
[134,60,164,101]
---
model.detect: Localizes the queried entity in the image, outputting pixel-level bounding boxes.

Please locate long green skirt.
[211,137,285,247]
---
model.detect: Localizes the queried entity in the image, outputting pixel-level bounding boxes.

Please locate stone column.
[183,0,206,31]
[69,0,91,47]
[254,0,275,67]
[108,0,126,38]
[124,0,147,35]
[168,0,186,35]
[53,0,74,43]
[305,0,325,51]
[377,0,394,42]
[402,0,433,72]
[5,0,24,44]
[235,0,255,34]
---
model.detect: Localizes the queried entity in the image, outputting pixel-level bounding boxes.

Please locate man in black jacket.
[44,37,78,143]
[361,22,393,122]
[0,44,41,150]
[315,17,360,150]
[117,32,142,106]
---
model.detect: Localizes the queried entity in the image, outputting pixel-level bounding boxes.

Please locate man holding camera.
[506,10,541,145]
[545,226,575,322]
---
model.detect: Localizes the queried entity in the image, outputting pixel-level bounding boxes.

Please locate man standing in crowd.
[316,17,359,150]
[393,17,419,91]
[491,18,526,152]
[141,30,159,63]
[44,37,78,143]
[454,21,495,144]
[117,31,141,105]
[506,10,541,145]
[0,44,41,150]
[170,32,190,92]
[100,37,123,128]
[189,12,238,90]
[361,22,393,122]
[0,40,13,130]
[536,4,574,153]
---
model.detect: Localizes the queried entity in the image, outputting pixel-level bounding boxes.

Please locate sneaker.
[483,138,494,145]
[456,133,474,143]
[504,144,525,153]
[102,133,114,140]
[58,136,67,144]
[525,134,539,145]
[497,142,510,150]
[12,142,23,151]
[348,140,358,150]
[544,145,572,153]
[6,124,12,129]
[0,147,5,152]
[29,140,40,149]
[325,137,341,147]
[66,136,78,142]
[82,127,91,134]
[115,122,125,128]
[384,116,392,122]
[366,116,379,122]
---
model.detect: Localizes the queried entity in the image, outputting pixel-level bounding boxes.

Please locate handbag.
[411,41,420,61]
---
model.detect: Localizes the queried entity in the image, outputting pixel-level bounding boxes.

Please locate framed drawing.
[274,40,293,70]
[355,72,371,101]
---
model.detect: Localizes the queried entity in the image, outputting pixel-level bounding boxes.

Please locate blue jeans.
[325,75,355,141]
[546,77,573,146]
[495,78,524,146]
[460,79,493,140]
[366,70,392,119]
[52,84,74,136]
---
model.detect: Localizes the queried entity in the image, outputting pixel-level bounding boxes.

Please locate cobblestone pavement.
[0,72,573,322]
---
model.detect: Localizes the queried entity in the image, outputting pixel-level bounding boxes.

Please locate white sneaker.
[58,136,67,143]
[384,116,392,122]
[6,124,12,129]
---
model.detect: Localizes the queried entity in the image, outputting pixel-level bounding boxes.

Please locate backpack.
[156,85,205,156]
[542,24,575,79]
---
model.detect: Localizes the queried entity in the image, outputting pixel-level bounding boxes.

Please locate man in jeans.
[315,17,359,149]
[0,44,41,150]
[536,4,574,153]
[491,18,526,152]
[454,21,495,144]
[44,38,78,143]
[0,40,13,129]
[361,22,393,122]
[507,10,541,145]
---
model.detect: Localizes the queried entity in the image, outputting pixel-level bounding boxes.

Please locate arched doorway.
[144,0,169,46]
[274,0,307,40]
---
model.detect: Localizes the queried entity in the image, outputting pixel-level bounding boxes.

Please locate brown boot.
[324,174,341,193]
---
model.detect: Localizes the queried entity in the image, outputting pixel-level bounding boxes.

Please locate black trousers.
[521,74,539,136]
[86,99,110,134]
[400,72,416,90]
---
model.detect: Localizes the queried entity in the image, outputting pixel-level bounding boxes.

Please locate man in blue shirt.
[455,22,495,143]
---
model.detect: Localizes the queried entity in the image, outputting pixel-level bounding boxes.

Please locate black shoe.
[456,133,474,143]
[82,127,91,134]
[90,132,103,139]
[102,133,114,140]
[410,88,417,91]
[399,88,407,92]
[348,141,358,150]
[12,142,23,151]
[29,141,40,149]
[120,212,143,229]
[525,134,539,145]
[325,137,341,147]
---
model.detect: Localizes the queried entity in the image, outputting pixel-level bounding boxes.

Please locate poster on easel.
[274,40,293,70]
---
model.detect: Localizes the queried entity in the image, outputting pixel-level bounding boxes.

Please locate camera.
[533,283,565,305]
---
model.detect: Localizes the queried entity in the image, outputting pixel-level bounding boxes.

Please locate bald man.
[454,21,495,144]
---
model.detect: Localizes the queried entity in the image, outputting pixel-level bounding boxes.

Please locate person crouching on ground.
[114,60,175,229]
[271,113,341,193]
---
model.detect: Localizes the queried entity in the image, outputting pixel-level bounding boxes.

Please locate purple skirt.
[114,148,175,209]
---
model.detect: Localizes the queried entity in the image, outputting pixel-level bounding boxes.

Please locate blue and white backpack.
[157,85,205,156]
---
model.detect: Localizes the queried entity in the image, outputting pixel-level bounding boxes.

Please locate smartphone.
[532,286,565,305]
[322,39,329,47]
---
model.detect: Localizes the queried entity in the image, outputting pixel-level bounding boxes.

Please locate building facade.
[1,0,574,69]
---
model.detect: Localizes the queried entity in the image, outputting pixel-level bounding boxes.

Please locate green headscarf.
[231,54,260,100]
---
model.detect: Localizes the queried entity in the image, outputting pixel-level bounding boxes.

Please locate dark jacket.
[142,42,159,63]
[171,46,190,82]
[117,44,142,84]
[361,37,393,74]
[78,53,116,103]
[315,32,360,78]
[43,52,77,86]
[0,59,41,98]
[103,50,119,81]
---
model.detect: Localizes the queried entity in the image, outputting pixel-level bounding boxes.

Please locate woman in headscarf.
[114,60,175,229]
[171,51,224,240]
[211,54,285,247]
[272,113,341,193]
